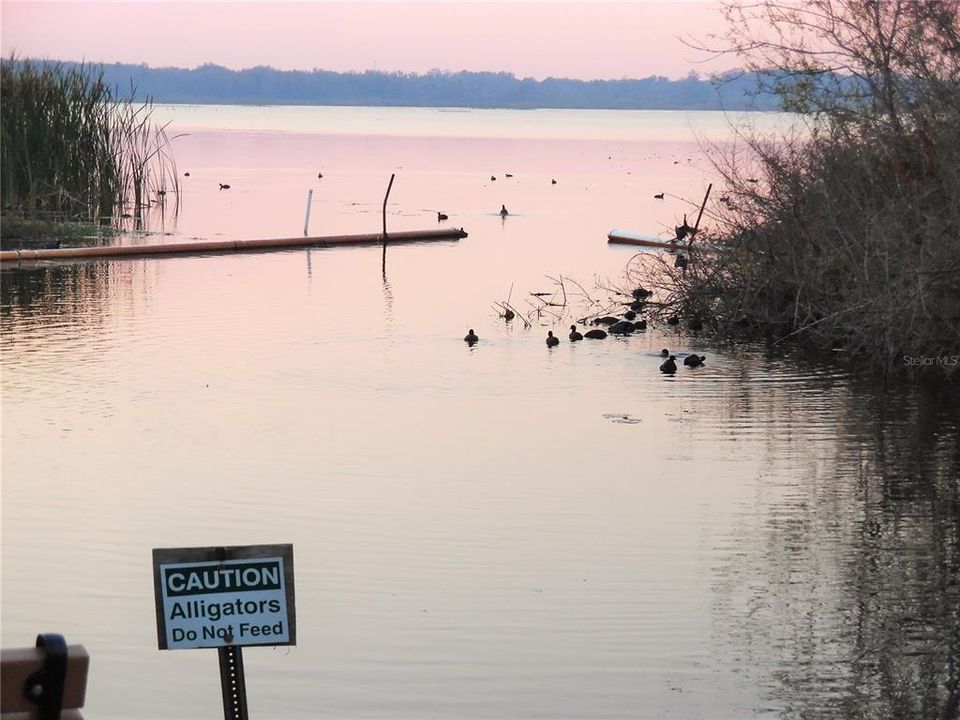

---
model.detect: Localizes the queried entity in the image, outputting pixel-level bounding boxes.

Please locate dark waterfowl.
[551,179,557,185]
[500,204,509,217]
[684,354,706,367]
[623,310,637,321]
[503,308,515,321]
[633,320,647,331]
[318,172,323,179]
[654,192,664,199]
[629,300,646,312]
[674,214,693,241]
[609,320,634,335]
[675,253,688,269]
[505,173,514,178]
[546,331,560,347]
[183,172,190,177]
[464,329,479,344]
[660,355,678,374]
[667,316,680,326]
[632,287,653,300]
[569,325,583,341]
[594,316,619,325]
[437,211,449,221]
[491,175,497,181]
[219,183,231,190]
[660,348,670,357]
[584,328,608,339]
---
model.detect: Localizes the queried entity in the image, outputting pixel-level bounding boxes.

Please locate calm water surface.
[2,106,958,719]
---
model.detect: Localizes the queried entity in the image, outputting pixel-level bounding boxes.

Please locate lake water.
[2,106,958,720]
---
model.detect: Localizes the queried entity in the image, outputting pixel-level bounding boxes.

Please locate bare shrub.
[653,1,960,377]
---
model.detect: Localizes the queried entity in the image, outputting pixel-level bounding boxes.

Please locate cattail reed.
[1,56,178,231]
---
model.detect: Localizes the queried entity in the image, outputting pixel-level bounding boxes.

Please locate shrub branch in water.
[654,0,960,378]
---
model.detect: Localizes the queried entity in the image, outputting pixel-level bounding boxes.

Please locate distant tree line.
[6,60,781,110]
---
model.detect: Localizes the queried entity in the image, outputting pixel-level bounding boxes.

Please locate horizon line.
[4,55,741,85]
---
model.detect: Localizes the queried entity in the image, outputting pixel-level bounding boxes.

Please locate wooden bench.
[1,635,88,720]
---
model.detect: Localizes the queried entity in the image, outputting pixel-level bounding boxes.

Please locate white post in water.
[303,189,314,236]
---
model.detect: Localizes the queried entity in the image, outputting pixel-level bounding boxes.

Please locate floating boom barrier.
[0,227,468,263]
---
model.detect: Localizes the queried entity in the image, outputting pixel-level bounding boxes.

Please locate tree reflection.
[714,373,959,719]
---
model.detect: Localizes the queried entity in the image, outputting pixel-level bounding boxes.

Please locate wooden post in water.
[691,183,712,243]
[381,173,395,273]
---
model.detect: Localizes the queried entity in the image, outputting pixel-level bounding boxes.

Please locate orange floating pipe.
[0,227,467,263]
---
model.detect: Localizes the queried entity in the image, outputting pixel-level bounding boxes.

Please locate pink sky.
[0,1,735,80]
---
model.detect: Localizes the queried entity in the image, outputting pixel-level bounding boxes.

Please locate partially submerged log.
[607,229,683,249]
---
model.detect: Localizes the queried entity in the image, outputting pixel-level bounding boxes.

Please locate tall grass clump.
[648,1,960,380]
[1,57,178,232]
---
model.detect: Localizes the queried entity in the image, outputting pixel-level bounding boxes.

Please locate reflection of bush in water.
[0,263,146,332]
[713,375,959,719]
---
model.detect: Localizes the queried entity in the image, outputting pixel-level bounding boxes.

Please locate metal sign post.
[153,543,296,719]
[218,643,249,720]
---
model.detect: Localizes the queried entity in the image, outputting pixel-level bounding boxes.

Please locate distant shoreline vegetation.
[9,59,781,111]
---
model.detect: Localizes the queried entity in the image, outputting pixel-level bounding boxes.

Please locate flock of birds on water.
[463,286,707,374]
[210,171,710,232]
[434,173,560,222]
[211,171,518,222]
[202,169,707,376]
[184,153,744,229]
[213,167,707,375]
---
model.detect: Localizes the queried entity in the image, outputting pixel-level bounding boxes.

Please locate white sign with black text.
[153,544,296,650]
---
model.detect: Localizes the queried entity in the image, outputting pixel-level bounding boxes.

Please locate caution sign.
[153,544,296,650]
